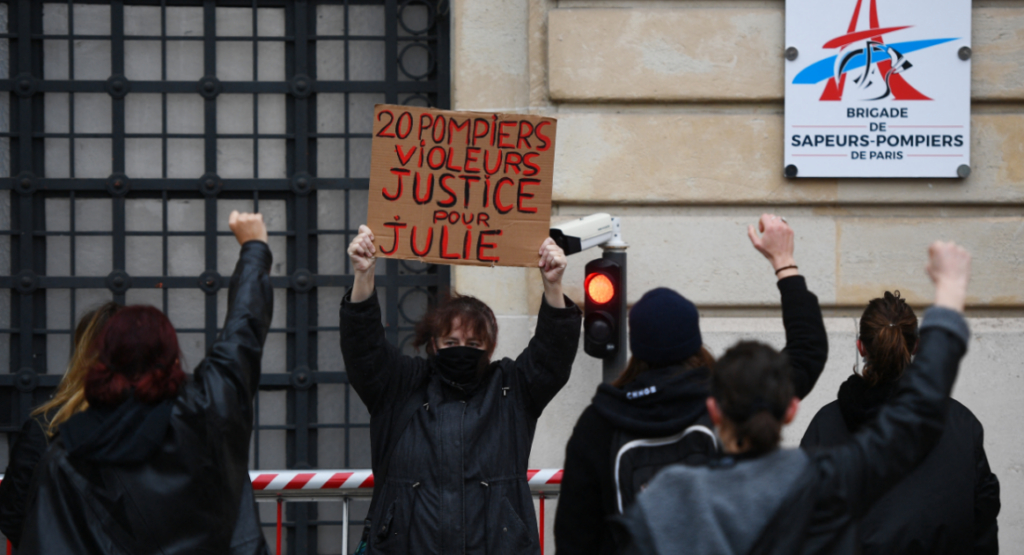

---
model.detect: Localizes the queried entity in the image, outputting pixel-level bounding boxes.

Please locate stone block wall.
[452,0,1024,549]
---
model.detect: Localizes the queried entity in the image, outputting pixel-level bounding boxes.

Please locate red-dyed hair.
[85,305,187,406]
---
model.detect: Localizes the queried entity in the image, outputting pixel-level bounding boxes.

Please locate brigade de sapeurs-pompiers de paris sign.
[784,0,971,178]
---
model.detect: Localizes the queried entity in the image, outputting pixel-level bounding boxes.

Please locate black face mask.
[434,346,488,392]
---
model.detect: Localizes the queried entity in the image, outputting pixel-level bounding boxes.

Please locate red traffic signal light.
[585,273,615,304]
[584,258,622,359]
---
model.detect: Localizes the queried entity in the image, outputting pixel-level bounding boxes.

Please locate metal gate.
[0,1,450,552]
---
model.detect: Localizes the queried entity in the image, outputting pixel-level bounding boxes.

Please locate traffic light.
[584,258,622,359]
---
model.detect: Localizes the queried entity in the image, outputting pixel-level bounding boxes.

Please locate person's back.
[803,399,996,554]
[20,212,273,555]
[615,242,975,555]
[556,214,829,555]
[801,290,999,555]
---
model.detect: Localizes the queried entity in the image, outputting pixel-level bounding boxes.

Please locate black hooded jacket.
[339,290,581,555]
[0,413,50,547]
[17,241,274,555]
[554,275,829,555]
[615,307,970,555]
[801,373,1000,554]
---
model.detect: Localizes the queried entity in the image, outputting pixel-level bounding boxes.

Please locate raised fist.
[229,211,268,245]
[348,225,377,274]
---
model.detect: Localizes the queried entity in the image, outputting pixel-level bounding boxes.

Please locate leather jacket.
[19,241,274,555]
[340,291,582,555]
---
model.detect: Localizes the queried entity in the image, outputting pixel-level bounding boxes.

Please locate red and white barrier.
[249,469,562,493]
[3,470,564,491]
[250,469,375,492]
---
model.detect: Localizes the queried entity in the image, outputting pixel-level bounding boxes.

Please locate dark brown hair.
[612,346,716,388]
[712,341,793,455]
[859,291,918,386]
[413,291,498,358]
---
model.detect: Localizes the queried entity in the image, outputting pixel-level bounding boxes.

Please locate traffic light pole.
[601,220,628,384]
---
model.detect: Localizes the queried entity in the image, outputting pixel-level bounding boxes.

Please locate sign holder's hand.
[927,241,971,313]
[747,213,799,280]
[229,211,268,245]
[538,237,567,308]
[348,225,377,303]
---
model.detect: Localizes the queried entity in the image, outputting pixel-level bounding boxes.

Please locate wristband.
[774,265,798,275]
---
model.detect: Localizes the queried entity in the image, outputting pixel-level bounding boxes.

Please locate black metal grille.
[0,1,450,552]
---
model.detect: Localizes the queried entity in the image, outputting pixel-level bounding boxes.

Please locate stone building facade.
[451,0,1024,549]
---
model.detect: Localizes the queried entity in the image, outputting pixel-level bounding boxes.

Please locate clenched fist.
[229,211,268,245]
[927,241,971,313]
[347,225,377,274]
[747,214,797,279]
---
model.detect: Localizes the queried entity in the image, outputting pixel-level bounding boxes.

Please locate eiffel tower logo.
[818,0,931,101]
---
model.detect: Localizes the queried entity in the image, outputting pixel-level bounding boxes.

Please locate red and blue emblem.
[792,0,957,101]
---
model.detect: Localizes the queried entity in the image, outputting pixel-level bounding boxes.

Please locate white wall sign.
[784,0,971,178]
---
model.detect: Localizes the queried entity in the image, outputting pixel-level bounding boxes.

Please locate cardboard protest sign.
[367,104,556,267]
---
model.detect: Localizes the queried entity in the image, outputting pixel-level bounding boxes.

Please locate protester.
[19,212,273,554]
[554,214,828,555]
[614,241,973,555]
[340,224,581,555]
[0,302,121,548]
[801,291,1000,554]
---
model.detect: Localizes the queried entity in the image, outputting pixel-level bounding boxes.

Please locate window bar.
[111,0,127,306]
[67,0,75,182]
[343,0,351,276]
[252,0,258,180]
[162,191,168,317]
[70,189,76,363]
[202,0,218,351]
[160,4,169,318]
[14,0,37,423]
[293,2,314,550]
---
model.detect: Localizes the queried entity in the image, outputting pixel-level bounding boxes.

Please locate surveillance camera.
[550,213,615,255]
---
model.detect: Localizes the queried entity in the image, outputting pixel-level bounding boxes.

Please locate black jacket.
[339,291,581,555]
[801,373,1000,555]
[615,306,970,555]
[18,241,274,555]
[555,275,828,555]
[0,413,49,547]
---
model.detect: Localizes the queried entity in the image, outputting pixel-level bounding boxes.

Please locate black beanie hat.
[629,287,702,364]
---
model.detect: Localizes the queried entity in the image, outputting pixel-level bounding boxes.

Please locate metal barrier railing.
[250,469,563,555]
[0,470,564,555]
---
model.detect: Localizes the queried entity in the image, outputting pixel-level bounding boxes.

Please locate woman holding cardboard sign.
[341,224,581,555]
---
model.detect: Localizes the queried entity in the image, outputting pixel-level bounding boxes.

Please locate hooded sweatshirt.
[61,396,174,464]
[801,373,1000,555]
[554,275,829,555]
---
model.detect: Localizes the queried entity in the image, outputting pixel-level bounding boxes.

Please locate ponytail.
[859,291,918,386]
[735,411,782,454]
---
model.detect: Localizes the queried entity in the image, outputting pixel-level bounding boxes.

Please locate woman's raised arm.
[748,214,828,399]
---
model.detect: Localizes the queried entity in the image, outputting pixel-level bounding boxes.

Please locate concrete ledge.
[548,7,1024,102]
[552,112,1024,204]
